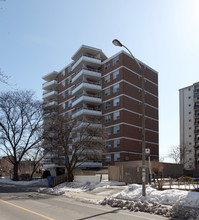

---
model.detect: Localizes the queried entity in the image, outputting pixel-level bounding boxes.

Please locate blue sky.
[0,0,199,161]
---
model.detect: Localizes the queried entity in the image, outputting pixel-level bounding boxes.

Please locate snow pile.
[0,177,47,186]
[100,184,199,220]
[113,184,199,208]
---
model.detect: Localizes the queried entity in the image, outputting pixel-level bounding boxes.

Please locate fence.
[52,174,67,187]
[108,165,149,184]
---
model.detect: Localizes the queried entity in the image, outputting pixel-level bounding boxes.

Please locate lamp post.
[112,39,146,197]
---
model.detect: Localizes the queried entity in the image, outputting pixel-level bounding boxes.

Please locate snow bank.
[113,184,199,208]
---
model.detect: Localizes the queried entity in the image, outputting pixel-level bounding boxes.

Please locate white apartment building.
[179,82,199,170]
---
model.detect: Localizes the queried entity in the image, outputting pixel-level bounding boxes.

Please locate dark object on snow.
[42,170,51,178]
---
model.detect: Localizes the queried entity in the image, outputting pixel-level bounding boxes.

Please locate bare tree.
[0,69,9,85]
[151,160,164,189]
[0,90,44,180]
[168,144,190,167]
[45,115,106,182]
[24,145,46,180]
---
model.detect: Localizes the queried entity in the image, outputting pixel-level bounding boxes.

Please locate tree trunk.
[13,163,19,181]
[67,168,74,182]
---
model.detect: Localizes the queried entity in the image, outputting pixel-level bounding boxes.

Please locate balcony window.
[114,153,120,161]
[113,70,119,80]
[106,127,111,135]
[68,100,72,107]
[62,80,65,87]
[105,88,111,96]
[68,65,72,73]
[113,56,119,66]
[113,111,120,120]
[105,154,111,162]
[62,103,65,110]
[113,83,120,93]
[106,141,111,149]
[68,88,72,96]
[62,92,65,99]
[105,101,111,109]
[104,62,110,70]
[114,139,120,148]
[104,74,110,83]
[68,76,72,85]
[68,145,72,152]
[105,114,111,122]
[113,125,120,134]
[62,70,65,77]
[113,97,120,107]
[68,110,72,117]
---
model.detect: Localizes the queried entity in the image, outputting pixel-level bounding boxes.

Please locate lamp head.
[112,39,123,47]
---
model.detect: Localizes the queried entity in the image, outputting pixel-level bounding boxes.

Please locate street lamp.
[112,39,146,197]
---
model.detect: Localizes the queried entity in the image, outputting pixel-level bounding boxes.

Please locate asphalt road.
[0,182,179,220]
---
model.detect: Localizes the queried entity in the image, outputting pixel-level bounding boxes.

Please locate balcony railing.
[72,67,101,80]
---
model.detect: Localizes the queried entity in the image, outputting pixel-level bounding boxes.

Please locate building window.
[62,103,65,110]
[68,110,72,117]
[68,145,72,152]
[104,62,110,70]
[68,65,72,73]
[113,97,120,106]
[68,88,72,96]
[104,74,110,83]
[113,56,119,65]
[113,111,120,120]
[62,80,65,87]
[105,88,111,96]
[106,127,111,135]
[105,154,111,162]
[68,100,72,107]
[114,139,120,148]
[113,70,119,80]
[68,76,72,85]
[105,114,111,122]
[114,153,120,161]
[105,101,111,109]
[62,70,65,77]
[113,125,120,134]
[189,104,191,107]
[189,112,191,114]
[188,96,191,99]
[189,135,191,137]
[106,141,111,149]
[113,83,120,93]
[62,92,65,99]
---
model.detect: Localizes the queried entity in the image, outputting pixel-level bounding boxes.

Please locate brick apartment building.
[42,45,159,172]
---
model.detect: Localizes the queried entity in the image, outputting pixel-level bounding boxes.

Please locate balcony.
[43,90,58,100]
[72,107,102,118]
[72,68,101,84]
[42,71,58,82]
[72,135,103,144]
[72,55,101,72]
[42,80,57,90]
[72,94,101,107]
[73,121,102,130]
[44,100,58,108]
[72,81,101,96]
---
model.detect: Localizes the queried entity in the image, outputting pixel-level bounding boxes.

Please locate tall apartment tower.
[42,45,159,172]
[179,82,199,170]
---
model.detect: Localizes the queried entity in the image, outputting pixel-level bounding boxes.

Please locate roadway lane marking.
[0,199,54,220]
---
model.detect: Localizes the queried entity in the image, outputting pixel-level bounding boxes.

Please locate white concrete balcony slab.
[72,108,102,118]
[42,80,58,90]
[43,90,58,100]
[72,95,102,107]
[72,135,103,143]
[72,81,101,96]
[44,100,58,108]
[72,68,101,84]
[73,121,102,131]
[42,71,58,81]
[72,55,101,72]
